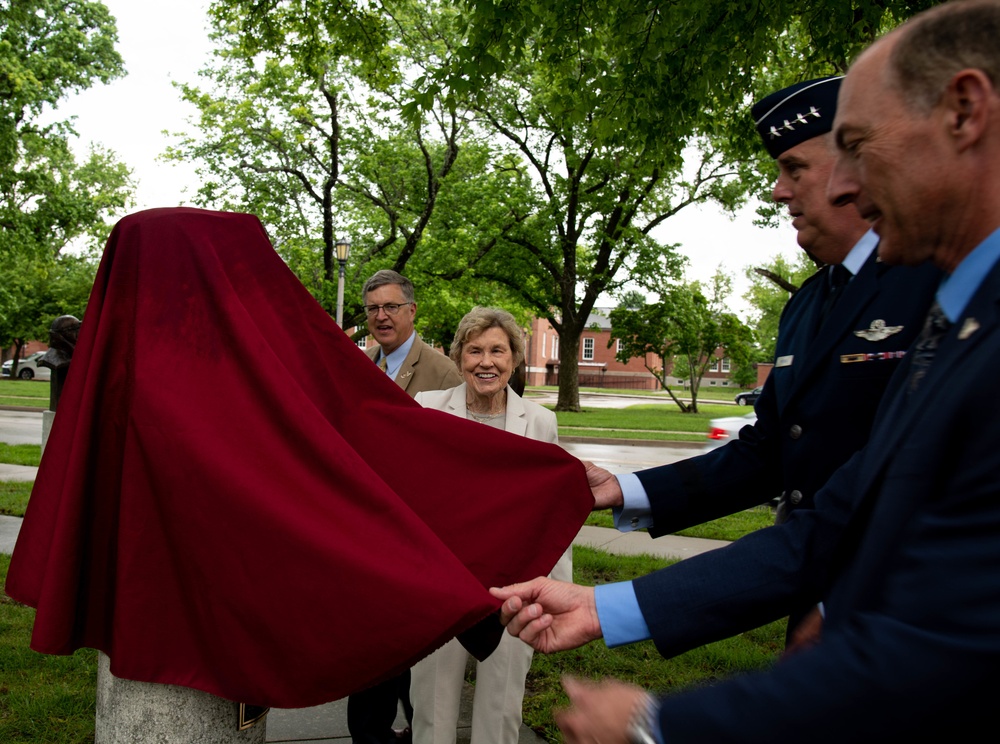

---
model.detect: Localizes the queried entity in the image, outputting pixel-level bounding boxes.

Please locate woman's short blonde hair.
[449,307,525,368]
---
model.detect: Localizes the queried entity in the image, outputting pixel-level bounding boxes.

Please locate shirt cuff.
[613,473,654,532]
[594,581,652,647]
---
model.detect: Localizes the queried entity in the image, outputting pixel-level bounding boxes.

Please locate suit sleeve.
[638,378,783,538]
[652,405,1000,742]
[631,450,862,658]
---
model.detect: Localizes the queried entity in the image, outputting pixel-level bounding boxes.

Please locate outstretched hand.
[489,577,602,653]
[556,676,652,744]
[585,461,624,510]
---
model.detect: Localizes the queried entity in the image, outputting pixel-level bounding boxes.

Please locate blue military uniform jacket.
[632,257,1000,744]
[638,248,941,536]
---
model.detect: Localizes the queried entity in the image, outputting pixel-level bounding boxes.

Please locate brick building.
[524,309,762,391]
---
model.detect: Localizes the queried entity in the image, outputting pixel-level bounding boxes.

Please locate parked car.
[735,386,763,406]
[1,351,51,381]
[703,412,757,452]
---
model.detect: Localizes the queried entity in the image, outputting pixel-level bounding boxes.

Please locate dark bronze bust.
[38,315,81,411]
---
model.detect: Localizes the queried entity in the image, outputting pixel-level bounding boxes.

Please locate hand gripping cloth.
[5,207,592,707]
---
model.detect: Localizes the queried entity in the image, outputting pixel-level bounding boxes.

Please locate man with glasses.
[361,270,462,397]
[350,269,461,744]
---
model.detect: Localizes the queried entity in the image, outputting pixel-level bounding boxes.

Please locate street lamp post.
[335,239,351,328]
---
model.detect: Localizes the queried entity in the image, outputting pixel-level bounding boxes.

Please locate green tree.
[466,42,753,410]
[0,0,134,362]
[184,0,937,404]
[743,252,820,360]
[610,272,754,413]
[170,0,534,336]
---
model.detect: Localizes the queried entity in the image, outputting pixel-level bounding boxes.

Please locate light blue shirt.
[375,331,417,381]
[840,227,878,277]
[594,226,1000,649]
[937,225,1000,322]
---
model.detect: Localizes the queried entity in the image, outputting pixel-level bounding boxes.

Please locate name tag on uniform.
[776,355,794,368]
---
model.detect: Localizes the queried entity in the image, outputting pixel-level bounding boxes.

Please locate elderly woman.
[410,307,572,744]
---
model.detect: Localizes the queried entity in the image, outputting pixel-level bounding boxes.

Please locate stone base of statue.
[95,652,267,743]
[41,410,55,452]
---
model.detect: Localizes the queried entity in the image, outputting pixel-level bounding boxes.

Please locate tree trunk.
[555,333,581,412]
[10,339,25,378]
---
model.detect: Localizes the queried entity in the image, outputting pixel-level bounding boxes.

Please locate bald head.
[828,0,1000,272]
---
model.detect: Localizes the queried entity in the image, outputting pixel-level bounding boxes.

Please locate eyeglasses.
[364,302,412,317]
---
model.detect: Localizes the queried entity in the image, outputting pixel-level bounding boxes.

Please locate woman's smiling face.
[461,326,513,400]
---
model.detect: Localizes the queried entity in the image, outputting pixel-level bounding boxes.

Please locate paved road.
[0,410,44,445]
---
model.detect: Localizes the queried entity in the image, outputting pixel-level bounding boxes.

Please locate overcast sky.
[54,0,800,318]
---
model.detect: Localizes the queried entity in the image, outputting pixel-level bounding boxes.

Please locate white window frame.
[582,337,595,361]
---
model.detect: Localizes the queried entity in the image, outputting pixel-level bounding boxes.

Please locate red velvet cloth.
[5,208,591,707]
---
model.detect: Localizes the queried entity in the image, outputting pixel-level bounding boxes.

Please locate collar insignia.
[854,319,903,342]
[399,370,413,379]
[958,318,980,340]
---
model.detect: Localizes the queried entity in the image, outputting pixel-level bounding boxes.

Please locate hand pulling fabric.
[5,208,591,708]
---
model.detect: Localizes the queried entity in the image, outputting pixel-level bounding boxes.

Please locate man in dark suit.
[350,269,461,744]
[492,2,1000,741]
[588,75,939,643]
[591,77,938,533]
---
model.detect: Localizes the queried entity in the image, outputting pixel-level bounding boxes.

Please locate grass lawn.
[529,385,747,403]
[0,481,33,517]
[0,380,48,409]
[0,550,782,744]
[554,403,735,431]
[0,443,42,468]
[521,546,785,741]
[0,555,98,743]
[585,505,775,542]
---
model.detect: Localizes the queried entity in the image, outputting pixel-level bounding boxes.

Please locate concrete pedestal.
[96,652,267,743]
[41,409,55,452]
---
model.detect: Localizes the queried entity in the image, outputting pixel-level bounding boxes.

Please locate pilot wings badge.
[854,319,903,342]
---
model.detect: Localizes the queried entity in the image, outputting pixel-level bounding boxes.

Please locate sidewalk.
[0,466,727,743]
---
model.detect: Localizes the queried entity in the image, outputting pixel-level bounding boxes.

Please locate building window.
[709,359,719,372]
[583,338,595,361]
[542,333,547,359]
[357,336,368,349]
[552,336,559,359]
[616,338,624,354]
[721,357,731,373]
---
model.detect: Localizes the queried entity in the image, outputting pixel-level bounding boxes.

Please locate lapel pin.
[854,319,903,341]
[958,318,980,340]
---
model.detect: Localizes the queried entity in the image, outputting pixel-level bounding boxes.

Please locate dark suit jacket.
[366,334,462,397]
[634,260,1000,742]
[638,251,941,535]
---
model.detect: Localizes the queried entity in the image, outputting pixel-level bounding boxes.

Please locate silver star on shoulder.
[854,319,904,341]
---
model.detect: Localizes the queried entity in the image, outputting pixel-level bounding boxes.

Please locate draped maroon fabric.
[5,208,591,708]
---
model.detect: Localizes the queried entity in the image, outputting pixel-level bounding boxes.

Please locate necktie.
[378,356,388,373]
[819,264,851,326]
[908,301,950,393]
